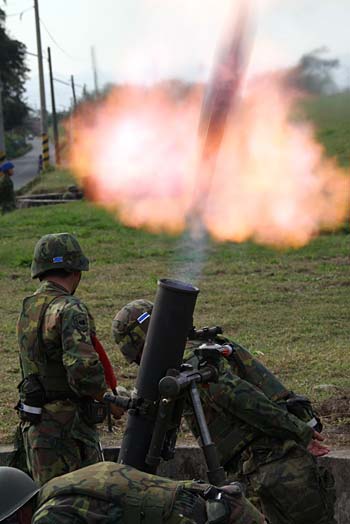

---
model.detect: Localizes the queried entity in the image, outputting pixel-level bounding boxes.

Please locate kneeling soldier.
[112,300,336,524]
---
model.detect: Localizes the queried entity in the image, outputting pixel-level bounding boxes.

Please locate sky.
[3,0,350,110]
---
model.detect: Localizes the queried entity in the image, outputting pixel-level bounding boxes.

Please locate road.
[11,138,54,191]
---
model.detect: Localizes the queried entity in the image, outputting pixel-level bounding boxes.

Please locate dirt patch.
[316,394,350,449]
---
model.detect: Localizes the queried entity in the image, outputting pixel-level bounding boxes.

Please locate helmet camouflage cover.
[31,233,89,279]
[112,299,153,363]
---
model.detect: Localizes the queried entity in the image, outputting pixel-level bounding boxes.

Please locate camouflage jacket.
[17,280,107,445]
[32,462,264,524]
[0,172,16,212]
[183,338,313,467]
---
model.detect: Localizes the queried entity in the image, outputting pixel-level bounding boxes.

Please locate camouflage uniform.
[184,340,336,524]
[112,302,336,524]
[17,234,107,485]
[32,461,264,524]
[0,172,16,214]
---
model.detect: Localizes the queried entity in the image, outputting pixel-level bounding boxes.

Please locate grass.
[0,201,349,443]
[302,91,350,167]
[0,91,349,445]
[24,168,75,195]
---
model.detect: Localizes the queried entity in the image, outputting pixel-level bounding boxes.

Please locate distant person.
[0,161,16,214]
[38,154,43,173]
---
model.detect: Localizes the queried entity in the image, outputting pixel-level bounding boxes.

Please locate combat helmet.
[31,232,89,279]
[0,467,40,521]
[112,299,153,363]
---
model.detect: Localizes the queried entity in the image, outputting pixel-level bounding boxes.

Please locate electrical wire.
[5,5,33,18]
[53,77,70,87]
[39,15,83,62]
[54,76,84,91]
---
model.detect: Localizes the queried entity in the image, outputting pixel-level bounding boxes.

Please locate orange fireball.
[68,76,348,248]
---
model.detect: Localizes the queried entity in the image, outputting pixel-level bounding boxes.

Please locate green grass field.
[303,91,350,167]
[0,91,349,445]
[17,168,75,196]
[0,202,349,444]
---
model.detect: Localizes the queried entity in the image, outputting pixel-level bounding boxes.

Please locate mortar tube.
[118,278,199,473]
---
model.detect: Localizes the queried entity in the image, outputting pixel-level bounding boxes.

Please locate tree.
[0,8,29,129]
[286,48,339,95]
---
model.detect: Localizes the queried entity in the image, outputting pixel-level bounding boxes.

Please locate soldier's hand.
[312,430,324,441]
[307,439,330,457]
[109,403,125,420]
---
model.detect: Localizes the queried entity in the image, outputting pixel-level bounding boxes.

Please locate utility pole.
[70,75,77,108]
[47,47,60,165]
[34,0,49,170]
[91,46,99,96]
[0,80,6,164]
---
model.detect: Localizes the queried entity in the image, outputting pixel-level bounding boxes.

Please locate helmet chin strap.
[71,271,82,295]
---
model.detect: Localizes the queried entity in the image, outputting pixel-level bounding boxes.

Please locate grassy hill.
[0,91,349,446]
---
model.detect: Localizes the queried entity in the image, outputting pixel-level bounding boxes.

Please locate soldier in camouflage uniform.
[16,233,123,486]
[0,161,16,214]
[0,462,265,524]
[112,300,336,524]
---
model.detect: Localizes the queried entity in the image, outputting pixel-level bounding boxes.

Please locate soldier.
[0,462,265,524]
[16,233,123,485]
[0,161,16,214]
[112,300,336,524]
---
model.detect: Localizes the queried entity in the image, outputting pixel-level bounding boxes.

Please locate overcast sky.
[4,0,350,110]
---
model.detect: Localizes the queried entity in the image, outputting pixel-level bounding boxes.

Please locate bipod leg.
[189,382,226,486]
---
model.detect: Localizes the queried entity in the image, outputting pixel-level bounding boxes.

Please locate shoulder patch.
[72,313,89,333]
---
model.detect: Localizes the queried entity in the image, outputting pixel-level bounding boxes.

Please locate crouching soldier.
[112,300,336,524]
[0,463,265,524]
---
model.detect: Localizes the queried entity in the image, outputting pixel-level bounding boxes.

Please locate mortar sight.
[188,325,223,340]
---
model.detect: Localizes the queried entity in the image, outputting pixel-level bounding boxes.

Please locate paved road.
[12,138,41,190]
[11,138,55,191]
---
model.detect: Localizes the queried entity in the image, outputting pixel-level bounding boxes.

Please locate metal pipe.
[118,278,199,473]
[190,382,226,486]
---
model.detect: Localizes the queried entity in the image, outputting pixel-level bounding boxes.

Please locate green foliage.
[286,48,339,95]
[5,131,31,158]
[0,8,29,130]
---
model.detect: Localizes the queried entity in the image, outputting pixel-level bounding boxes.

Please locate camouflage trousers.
[20,401,104,485]
[23,427,103,486]
[229,439,336,524]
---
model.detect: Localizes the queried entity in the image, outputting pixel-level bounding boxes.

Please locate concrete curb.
[1,445,348,523]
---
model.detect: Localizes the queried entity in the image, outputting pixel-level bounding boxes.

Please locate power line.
[54,76,84,91]
[39,15,83,62]
[24,49,49,61]
[25,50,39,58]
[5,5,33,18]
[53,77,70,87]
